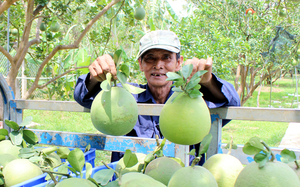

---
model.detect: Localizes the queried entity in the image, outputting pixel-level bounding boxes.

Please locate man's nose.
[154,59,164,69]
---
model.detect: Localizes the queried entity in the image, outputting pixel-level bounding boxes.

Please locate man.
[74,30,240,165]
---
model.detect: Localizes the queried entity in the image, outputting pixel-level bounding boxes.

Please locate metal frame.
[1,73,300,165]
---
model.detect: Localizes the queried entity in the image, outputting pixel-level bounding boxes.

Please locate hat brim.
[137,45,180,59]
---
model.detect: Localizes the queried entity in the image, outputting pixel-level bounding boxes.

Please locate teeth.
[153,74,164,76]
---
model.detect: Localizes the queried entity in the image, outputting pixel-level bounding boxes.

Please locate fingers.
[89,54,117,82]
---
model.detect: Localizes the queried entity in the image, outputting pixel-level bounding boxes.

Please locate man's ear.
[175,55,183,71]
[138,58,143,71]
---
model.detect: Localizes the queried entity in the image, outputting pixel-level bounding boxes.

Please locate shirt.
[74,73,241,164]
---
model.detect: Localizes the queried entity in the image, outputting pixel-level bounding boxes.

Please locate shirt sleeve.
[73,73,101,109]
[200,74,241,109]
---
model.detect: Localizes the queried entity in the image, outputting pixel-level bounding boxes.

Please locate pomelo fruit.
[134,7,145,20]
[144,157,182,185]
[3,159,43,186]
[203,154,244,187]
[55,178,97,187]
[11,28,18,35]
[234,161,300,187]
[50,21,60,32]
[168,165,218,187]
[120,172,166,187]
[0,140,20,158]
[0,154,16,168]
[116,153,146,175]
[40,22,47,31]
[159,92,211,145]
[90,87,138,136]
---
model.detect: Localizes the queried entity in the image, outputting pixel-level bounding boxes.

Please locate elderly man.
[74,30,240,165]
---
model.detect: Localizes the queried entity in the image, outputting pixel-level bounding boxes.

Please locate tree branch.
[37,66,89,89]
[0,0,19,16]
[0,46,13,62]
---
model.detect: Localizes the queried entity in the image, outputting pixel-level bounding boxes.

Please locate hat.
[137,30,181,59]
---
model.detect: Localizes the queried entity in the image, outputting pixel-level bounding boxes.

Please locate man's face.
[138,49,182,88]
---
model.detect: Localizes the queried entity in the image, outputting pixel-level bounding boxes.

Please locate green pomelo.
[287,160,300,180]
[234,161,300,187]
[3,159,43,186]
[11,28,18,35]
[134,7,146,20]
[121,174,166,187]
[50,21,60,32]
[145,157,182,185]
[0,140,20,158]
[40,22,47,31]
[90,87,138,136]
[0,154,16,168]
[120,172,153,184]
[203,154,244,187]
[55,178,97,187]
[168,165,218,187]
[159,92,211,145]
[116,153,146,175]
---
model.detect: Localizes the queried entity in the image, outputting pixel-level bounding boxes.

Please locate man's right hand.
[86,54,117,91]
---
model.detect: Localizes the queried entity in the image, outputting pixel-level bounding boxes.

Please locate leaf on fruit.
[4,119,19,130]
[186,78,201,91]
[254,152,269,168]
[122,83,146,94]
[248,137,265,150]
[67,148,85,173]
[120,63,130,77]
[84,144,91,153]
[29,156,43,163]
[280,148,296,163]
[57,147,70,159]
[9,131,23,145]
[117,71,127,85]
[188,149,196,156]
[85,162,93,179]
[22,129,39,145]
[0,135,5,141]
[20,116,33,127]
[199,134,212,155]
[181,64,193,79]
[93,168,115,185]
[100,80,111,92]
[242,142,262,155]
[188,89,202,98]
[123,149,138,168]
[171,87,183,92]
[113,49,123,66]
[166,72,183,81]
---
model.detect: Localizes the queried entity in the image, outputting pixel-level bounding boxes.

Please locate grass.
[23,76,299,164]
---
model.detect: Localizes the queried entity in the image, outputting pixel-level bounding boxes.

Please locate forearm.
[200,74,227,102]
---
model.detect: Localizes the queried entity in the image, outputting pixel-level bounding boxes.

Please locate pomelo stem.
[261,141,275,161]
[102,161,120,178]
[295,160,300,170]
[191,156,201,167]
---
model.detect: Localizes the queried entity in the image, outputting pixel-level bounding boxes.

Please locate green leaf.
[22,129,38,145]
[186,78,201,91]
[166,72,183,81]
[248,137,265,150]
[0,135,5,141]
[106,73,112,87]
[9,131,23,145]
[0,177,4,185]
[67,148,85,173]
[85,162,93,179]
[20,116,33,127]
[165,0,179,22]
[4,120,19,130]
[93,168,115,185]
[113,49,123,66]
[254,152,269,168]
[57,147,70,159]
[242,142,262,155]
[187,149,196,156]
[171,87,183,92]
[280,149,296,163]
[199,134,213,155]
[123,150,138,168]
[117,71,127,85]
[122,83,146,94]
[188,89,202,98]
[181,64,193,79]
[120,63,130,77]
[171,79,185,87]
[29,156,43,163]
[100,80,111,92]
[0,129,8,136]
[84,144,91,153]
[104,181,119,187]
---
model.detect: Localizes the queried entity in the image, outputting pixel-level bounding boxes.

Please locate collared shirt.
[74,73,240,164]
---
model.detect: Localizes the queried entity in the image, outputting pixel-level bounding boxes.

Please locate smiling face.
[138,49,182,88]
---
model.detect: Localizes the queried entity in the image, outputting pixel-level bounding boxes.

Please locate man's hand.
[185,57,213,85]
[87,54,117,91]
[89,54,117,82]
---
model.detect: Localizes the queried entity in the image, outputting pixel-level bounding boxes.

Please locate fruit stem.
[261,141,275,161]
[228,136,233,155]
[102,161,120,178]
[295,160,300,170]
[191,156,201,167]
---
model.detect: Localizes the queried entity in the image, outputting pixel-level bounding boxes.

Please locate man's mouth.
[151,73,166,77]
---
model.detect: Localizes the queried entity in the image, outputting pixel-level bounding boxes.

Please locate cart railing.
[1,73,300,165]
